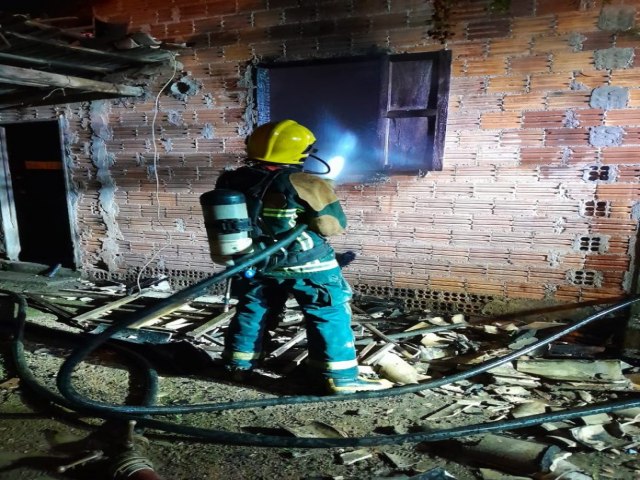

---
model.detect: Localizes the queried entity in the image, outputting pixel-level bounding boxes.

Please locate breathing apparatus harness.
[200,161,333,275]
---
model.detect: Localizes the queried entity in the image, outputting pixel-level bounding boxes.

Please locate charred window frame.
[255,51,451,181]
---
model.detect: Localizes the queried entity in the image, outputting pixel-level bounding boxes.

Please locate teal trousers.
[223,268,359,380]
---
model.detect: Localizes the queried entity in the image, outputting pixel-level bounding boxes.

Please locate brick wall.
[19,0,640,313]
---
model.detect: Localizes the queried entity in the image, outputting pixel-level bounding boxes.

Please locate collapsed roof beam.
[0,51,112,74]
[23,19,91,42]
[4,31,169,64]
[0,91,127,110]
[0,64,144,97]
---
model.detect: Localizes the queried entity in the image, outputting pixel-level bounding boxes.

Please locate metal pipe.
[57,450,104,473]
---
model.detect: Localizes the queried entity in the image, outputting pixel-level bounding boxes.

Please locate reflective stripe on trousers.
[223,268,359,380]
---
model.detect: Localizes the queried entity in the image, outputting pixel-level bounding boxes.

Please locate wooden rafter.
[0,91,128,110]
[0,13,178,109]
[0,50,112,74]
[0,64,144,97]
[4,31,172,65]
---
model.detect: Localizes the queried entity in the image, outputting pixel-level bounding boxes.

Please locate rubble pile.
[18,280,640,479]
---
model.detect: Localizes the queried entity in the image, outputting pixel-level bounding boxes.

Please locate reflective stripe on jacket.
[215,164,347,278]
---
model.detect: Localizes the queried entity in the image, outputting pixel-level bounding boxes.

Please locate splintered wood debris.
[19,279,640,479]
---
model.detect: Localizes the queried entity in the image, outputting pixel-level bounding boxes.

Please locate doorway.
[0,120,76,268]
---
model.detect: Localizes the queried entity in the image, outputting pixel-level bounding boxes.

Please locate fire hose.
[2,223,640,449]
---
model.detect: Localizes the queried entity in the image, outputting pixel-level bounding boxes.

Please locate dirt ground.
[0,271,638,480]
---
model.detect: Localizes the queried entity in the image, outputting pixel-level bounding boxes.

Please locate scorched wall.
[5,0,640,315]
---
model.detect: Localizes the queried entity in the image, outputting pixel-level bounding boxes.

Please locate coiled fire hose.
[2,223,640,447]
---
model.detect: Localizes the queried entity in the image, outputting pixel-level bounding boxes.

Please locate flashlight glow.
[303,119,358,181]
[324,155,345,180]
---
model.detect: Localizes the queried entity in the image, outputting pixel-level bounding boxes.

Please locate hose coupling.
[110,451,161,480]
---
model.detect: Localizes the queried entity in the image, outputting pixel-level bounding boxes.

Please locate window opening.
[255,51,452,182]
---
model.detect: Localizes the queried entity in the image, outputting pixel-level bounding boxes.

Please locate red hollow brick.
[466,18,511,41]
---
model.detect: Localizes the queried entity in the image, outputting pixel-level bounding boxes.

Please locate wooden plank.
[361,322,415,360]
[4,31,162,65]
[0,127,19,260]
[72,292,147,322]
[516,359,627,383]
[352,305,414,359]
[186,308,235,339]
[0,64,144,96]
[361,343,396,366]
[24,293,75,319]
[23,19,95,41]
[23,293,85,329]
[356,341,377,361]
[386,109,437,118]
[268,329,307,359]
[0,91,134,110]
[281,350,309,373]
[354,324,463,345]
[0,50,111,74]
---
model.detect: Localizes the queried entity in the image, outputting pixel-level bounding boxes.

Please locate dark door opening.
[1,121,75,268]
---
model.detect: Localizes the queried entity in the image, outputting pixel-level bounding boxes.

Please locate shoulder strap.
[245,167,289,240]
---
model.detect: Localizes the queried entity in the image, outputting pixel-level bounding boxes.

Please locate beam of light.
[304,127,357,182]
[323,155,345,180]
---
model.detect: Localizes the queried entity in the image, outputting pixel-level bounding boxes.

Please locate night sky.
[2,0,95,17]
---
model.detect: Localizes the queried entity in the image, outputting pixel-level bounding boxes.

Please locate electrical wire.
[135,54,179,294]
[150,53,179,218]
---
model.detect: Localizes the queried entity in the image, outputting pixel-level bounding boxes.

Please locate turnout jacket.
[215,164,347,277]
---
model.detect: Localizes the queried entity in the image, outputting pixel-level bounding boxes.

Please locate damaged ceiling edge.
[0,13,186,271]
[0,13,181,110]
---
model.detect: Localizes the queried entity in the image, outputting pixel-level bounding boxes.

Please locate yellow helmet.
[247,120,316,164]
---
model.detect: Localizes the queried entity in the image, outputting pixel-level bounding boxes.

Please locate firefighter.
[214,119,391,394]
